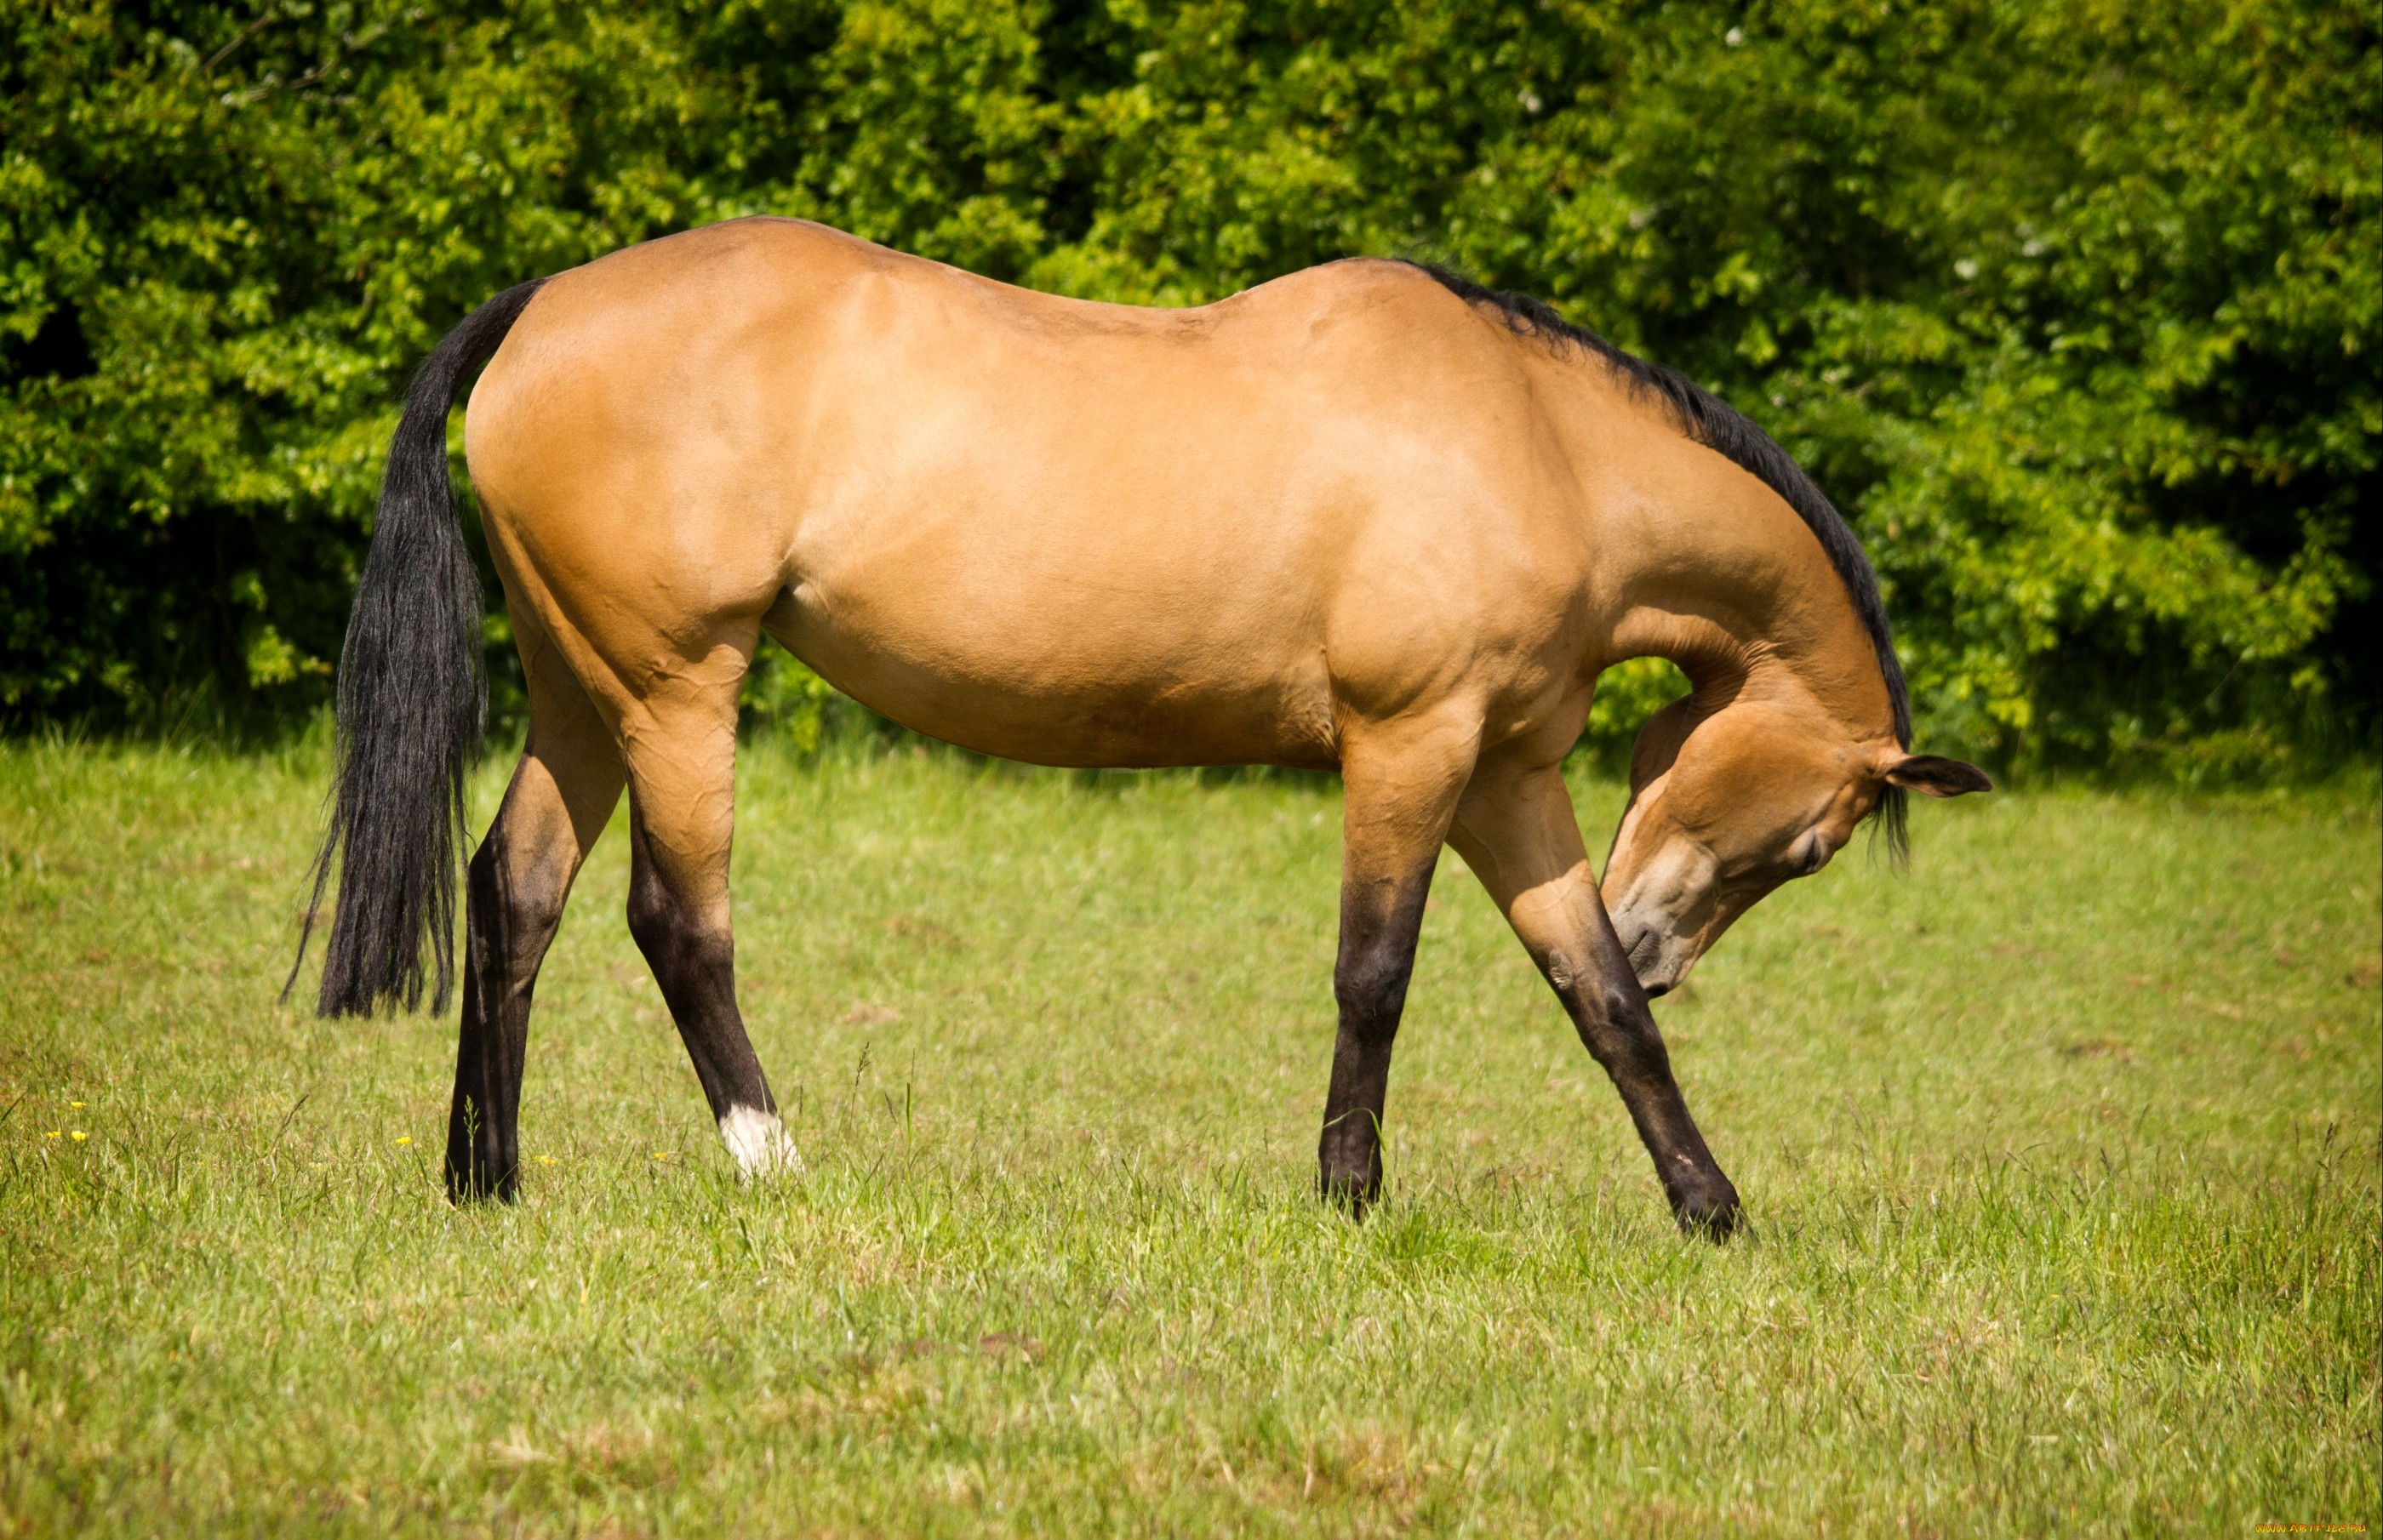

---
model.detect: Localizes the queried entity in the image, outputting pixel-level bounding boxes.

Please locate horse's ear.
[1883,754,1993,797]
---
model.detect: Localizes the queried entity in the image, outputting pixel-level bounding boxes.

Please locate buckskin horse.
[294,218,1990,1237]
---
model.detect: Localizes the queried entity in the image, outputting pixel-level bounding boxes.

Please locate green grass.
[1,736,2375,1537]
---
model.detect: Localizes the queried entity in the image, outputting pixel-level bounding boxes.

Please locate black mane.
[1403,261,1913,853]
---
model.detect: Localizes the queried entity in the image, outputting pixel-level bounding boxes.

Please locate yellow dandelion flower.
[69,1101,85,1109]
[537,1155,557,1166]
[652,1151,671,1161]
[396,1135,413,1146]
[44,1131,60,1139]
[69,1131,86,1142]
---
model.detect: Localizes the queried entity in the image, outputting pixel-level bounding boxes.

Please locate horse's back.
[466,220,1597,767]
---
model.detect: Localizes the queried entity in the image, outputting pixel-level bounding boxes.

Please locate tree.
[4,0,2374,774]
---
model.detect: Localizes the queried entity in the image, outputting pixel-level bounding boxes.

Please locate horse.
[294,217,1989,1238]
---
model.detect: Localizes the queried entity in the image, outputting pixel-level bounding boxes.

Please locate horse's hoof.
[444,1163,517,1206]
[1672,1178,1743,1241]
[1318,1171,1381,1220]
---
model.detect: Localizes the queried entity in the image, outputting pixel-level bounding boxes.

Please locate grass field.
[0,735,2375,1536]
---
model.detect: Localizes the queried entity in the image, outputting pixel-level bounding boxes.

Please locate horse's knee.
[1569,978,1675,1082]
[1333,944,1414,1043]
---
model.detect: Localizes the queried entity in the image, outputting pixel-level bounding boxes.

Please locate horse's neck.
[1587,473,1891,737]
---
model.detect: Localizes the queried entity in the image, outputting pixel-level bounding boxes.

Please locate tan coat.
[321,218,1986,1229]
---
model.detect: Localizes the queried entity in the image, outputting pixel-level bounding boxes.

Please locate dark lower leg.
[1449,762,1740,1237]
[1317,867,1435,1212]
[444,693,622,1204]
[1553,944,1740,1235]
[625,800,791,1171]
[447,812,574,1201]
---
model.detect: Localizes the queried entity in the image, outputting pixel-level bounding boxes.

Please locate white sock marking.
[718,1105,802,1178]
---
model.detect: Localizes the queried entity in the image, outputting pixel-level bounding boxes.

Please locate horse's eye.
[1791,833,1832,876]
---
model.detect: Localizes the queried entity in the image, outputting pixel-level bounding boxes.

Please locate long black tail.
[291,279,547,1018]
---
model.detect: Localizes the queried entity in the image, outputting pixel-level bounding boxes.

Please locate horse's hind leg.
[449,664,625,1201]
[1448,754,1740,1236]
[1317,718,1479,1212]
[614,667,798,1177]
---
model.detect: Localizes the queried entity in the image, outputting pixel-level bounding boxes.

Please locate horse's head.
[1602,693,1990,996]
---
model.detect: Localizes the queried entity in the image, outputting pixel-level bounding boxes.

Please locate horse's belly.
[769,568,1340,770]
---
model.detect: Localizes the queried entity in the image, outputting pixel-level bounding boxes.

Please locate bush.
[3,0,2374,773]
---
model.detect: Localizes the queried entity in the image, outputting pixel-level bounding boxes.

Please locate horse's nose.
[1620,922,1664,976]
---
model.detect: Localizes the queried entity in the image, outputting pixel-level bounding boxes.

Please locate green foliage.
[740,636,849,754]
[1580,653,1689,752]
[3,0,2374,773]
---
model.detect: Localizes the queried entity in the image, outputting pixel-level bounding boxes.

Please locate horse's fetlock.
[718,1105,801,1178]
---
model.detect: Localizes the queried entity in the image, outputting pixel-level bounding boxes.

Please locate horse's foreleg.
[1449,757,1740,1237]
[449,672,623,1201]
[1317,722,1477,1214]
[618,685,797,1178]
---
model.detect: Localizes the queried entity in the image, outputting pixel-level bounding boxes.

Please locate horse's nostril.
[1621,926,1675,995]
